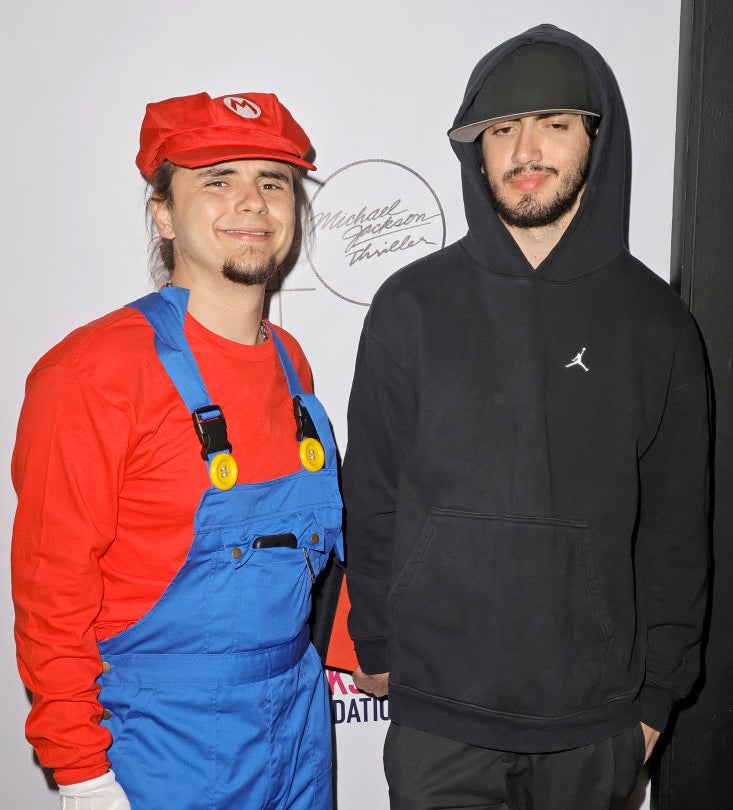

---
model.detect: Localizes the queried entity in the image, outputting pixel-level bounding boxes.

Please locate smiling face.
[480,113,592,229]
[151,159,296,288]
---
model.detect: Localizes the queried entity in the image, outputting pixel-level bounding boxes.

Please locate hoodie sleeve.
[635,316,710,732]
[342,309,416,674]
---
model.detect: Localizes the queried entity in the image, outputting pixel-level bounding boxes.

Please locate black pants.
[384,723,646,810]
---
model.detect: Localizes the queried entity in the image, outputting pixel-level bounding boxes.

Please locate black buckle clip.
[192,405,232,460]
[293,395,319,442]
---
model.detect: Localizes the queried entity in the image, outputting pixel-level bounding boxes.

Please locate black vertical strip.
[669,0,698,300]
[654,1,733,808]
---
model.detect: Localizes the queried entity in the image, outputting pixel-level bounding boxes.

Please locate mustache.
[503,164,559,182]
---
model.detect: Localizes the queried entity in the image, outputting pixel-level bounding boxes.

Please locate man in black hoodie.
[343,24,709,810]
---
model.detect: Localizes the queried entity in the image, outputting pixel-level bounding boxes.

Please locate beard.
[488,150,591,229]
[221,250,279,287]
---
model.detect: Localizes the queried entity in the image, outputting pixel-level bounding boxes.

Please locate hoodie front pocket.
[388,508,615,718]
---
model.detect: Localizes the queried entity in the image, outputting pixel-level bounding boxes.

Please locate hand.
[641,722,661,764]
[58,770,131,809]
[353,667,389,698]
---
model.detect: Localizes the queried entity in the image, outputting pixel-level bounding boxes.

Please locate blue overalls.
[97,286,343,809]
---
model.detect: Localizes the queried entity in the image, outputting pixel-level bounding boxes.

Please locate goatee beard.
[488,154,590,229]
[221,254,279,287]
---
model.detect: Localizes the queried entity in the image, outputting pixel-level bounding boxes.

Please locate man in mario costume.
[12,90,343,810]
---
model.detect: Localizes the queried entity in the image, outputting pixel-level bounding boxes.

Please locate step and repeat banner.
[0,2,681,807]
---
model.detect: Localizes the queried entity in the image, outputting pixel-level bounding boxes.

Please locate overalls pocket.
[213,506,342,649]
[100,684,158,773]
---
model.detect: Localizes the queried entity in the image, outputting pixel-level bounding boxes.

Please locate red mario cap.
[136,92,316,179]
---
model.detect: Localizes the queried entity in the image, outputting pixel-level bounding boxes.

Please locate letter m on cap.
[223,96,262,119]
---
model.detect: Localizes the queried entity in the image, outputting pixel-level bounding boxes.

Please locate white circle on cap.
[222,97,262,119]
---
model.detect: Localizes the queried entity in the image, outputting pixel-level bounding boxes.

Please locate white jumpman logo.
[565,347,590,372]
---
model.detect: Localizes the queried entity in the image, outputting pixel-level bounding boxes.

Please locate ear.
[475,135,487,176]
[151,197,175,240]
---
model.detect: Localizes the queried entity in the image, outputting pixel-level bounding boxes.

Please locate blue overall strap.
[267,325,305,398]
[127,286,213,415]
[268,325,337,465]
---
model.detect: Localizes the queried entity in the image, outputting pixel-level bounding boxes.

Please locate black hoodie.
[343,24,709,751]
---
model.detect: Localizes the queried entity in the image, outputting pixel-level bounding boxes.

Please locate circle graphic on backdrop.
[306,160,446,305]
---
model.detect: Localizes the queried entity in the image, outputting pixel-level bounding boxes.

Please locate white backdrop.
[1,2,681,807]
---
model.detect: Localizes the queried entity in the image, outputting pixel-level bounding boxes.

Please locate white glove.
[58,770,131,810]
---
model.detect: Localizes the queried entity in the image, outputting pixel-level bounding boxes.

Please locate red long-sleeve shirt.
[11,306,312,785]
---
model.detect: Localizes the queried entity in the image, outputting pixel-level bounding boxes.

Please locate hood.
[451,24,631,281]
